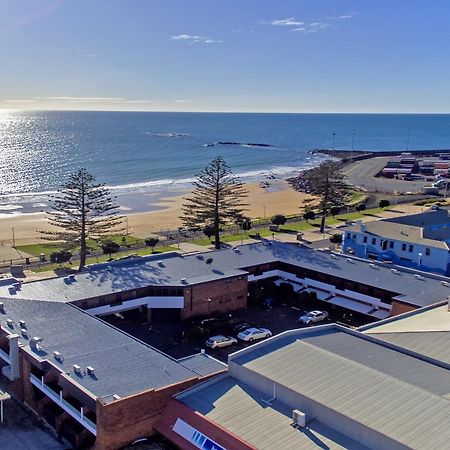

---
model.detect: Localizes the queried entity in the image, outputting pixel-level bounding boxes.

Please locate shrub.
[49,250,72,266]
[144,237,159,250]
[303,210,316,222]
[203,225,215,239]
[101,240,120,257]
[356,203,366,211]
[330,206,341,217]
[271,214,287,226]
[379,199,390,208]
[330,233,343,244]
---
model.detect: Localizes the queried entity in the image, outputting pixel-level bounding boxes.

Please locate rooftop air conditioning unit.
[30,337,43,351]
[181,278,188,284]
[19,320,26,329]
[0,302,5,314]
[292,409,306,428]
[73,364,82,374]
[87,366,95,376]
[6,319,14,328]
[20,328,28,337]
[441,281,448,286]
[157,260,164,267]
[414,274,424,280]
[53,351,63,362]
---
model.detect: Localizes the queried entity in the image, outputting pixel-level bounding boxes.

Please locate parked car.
[299,310,329,325]
[205,335,238,349]
[198,315,236,334]
[233,322,257,333]
[261,297,281,309]
[237,327,272,342]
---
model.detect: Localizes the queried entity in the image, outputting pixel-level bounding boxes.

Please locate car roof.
[209,335,227,340]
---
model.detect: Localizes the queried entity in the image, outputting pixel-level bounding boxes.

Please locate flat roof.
[1,242,449,308]
[227,326,450,449]
[0,298,214,399]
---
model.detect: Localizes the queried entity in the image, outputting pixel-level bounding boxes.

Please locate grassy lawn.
[17,235,145,257]
[30,244,177,273]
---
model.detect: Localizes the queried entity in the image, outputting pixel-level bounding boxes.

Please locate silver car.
[237,327,272,342]
[299,310,329,325]
[205,335,238,349]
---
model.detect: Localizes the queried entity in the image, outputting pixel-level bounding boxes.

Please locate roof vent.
[86,366,95,376]
[292,409,306,428]
[181,278,188,284]
[0,302,5,314]
[73,364,82,375]
[196,254,204,260]
[205,258,213,265]
[30,337,43,351]
[346,258,353,263]
[391,268,399,274]
[369,263,376,268]
[157,260,165,267]
[6,319,14,328]
[441,281,448,286]
[20,328,28,338]
[414,274,424,280]
[53,351,64,362]
[68,274,76,281]
[19,320,26,329]
[113,394,121,400]
[330,253,338,259]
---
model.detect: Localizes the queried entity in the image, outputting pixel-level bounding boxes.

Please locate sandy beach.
[0,180,313,245]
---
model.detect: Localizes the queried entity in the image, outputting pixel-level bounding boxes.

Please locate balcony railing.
[0,348,10,364]
[30,373,96,435]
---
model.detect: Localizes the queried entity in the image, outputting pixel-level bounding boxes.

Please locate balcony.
[29,373,96,436]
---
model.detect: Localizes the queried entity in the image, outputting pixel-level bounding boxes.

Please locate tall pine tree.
[40,169,123,271]
[290,160,351,233]
[181,157,248,249]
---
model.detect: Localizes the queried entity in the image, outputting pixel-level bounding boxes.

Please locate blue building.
[342,209,450,275]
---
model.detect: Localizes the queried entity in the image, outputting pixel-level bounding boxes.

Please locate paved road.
[343,157,429,194]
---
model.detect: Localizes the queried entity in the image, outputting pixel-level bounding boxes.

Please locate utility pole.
[11,227,15,248]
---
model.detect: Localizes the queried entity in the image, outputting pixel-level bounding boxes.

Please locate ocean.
[0,110,449,213]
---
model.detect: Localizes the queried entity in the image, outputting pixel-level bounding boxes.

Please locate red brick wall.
[93,378,203,450]
[181,276,248,320]
[390,301,417,316]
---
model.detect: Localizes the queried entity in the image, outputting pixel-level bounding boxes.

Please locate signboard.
[173,418,227,450]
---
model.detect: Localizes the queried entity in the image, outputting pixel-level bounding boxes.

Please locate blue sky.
[1,0,449,112]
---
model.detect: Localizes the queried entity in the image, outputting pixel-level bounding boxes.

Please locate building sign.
[173,418,227,450]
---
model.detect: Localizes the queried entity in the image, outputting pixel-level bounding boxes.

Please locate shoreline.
[0,180,313,245]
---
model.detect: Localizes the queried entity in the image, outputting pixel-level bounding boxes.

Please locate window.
[363,236,367,243]
[346,232,351,239]
[389,241,394,249]
[372,238,376,245]
[408,244,413,252]
[425,248,430,256]
[402,243,407,251]
[352,234,356,240]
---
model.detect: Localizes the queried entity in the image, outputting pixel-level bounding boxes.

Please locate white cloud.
[292,22,331,33]
[270,18,304,27]
[173,99,191,103]
[3,99,37,103]
[171,34,223,44]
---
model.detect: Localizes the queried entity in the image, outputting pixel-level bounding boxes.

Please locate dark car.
[199,315,237,334]
[233,322,257,333]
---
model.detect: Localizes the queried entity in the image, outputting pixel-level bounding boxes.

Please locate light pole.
[332,132,336,151]
[418,252,422,268]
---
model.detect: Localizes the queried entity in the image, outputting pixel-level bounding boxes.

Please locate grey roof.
[1,242,449,307]
[364,331,450,365]
[230,326,450,449]
[177,353,227,377]
[179,376,368,450]
[0,298,199,399]
[384,208,450,227]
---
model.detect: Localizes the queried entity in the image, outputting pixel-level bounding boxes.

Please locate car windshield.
[242,330,252,334]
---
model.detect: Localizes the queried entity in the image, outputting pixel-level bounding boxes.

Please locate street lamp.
[418,252,422,268]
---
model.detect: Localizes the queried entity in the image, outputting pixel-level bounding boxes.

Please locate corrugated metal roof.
[230,326,450,449]
[180,376,368,450]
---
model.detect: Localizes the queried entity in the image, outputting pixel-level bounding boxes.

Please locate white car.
[205,335,238,349]
[237,327,272,342]
[299,310,329,325]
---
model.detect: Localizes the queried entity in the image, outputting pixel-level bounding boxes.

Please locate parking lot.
[104,298,374,364]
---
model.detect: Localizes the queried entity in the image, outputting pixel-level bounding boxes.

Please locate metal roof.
[177,353,227,377]
[179,376,368,450]
[0,298,200,399]
[229,326,450,449]
[0,242,449,307]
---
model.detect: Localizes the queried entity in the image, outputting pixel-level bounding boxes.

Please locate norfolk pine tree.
[291,160,350,233]
[181,157,248,249]
[40,168,123,271]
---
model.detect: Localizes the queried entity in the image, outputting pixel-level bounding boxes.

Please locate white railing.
[0,348,10,364]
[29,374,96,435]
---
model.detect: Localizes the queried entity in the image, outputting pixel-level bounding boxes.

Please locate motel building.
[1,242,450,448]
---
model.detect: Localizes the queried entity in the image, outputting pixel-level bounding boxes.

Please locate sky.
[1,0,450,113]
